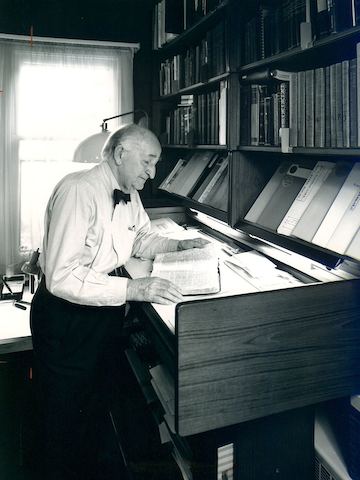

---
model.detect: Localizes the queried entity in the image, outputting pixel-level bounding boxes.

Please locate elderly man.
[30,124,208,479]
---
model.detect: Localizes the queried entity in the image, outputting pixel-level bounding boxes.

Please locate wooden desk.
[124,251,360,479]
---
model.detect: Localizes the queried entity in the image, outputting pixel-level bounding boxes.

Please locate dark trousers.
[30,278,127,480]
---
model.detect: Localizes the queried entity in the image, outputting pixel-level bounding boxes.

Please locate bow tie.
[113,189,131,205]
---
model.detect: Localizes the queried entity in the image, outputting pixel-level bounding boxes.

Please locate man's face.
[115,139,161,193]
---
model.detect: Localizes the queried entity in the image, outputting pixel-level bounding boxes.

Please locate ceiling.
[0,0,156,44]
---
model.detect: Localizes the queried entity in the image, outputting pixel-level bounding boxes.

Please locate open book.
[151,246,220,295]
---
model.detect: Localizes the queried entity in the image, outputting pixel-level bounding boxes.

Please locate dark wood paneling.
[176,279,360,436]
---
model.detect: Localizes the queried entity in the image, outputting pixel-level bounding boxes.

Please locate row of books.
[163,82,227,145]
[313,0,359,39]
[152,0,224,49]
[159,150,229,211]
[243,0,306,65]
[243,0,360,66]
[245,160,360,261]
[153,0,183,50]
[240,80,288,147]
[240,52,359,148]
[159,20,227,95]
[184,0,224,29]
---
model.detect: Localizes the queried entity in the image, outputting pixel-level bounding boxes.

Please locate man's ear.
[113,145,123,165]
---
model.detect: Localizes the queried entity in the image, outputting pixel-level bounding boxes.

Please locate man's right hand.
[126,277,183,305]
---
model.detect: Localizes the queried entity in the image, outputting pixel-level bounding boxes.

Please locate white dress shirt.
[40,161,177,306]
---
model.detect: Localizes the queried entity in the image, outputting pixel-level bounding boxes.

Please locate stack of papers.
[223,250,302,291]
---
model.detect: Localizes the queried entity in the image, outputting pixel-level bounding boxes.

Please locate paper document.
[223,250,302,291]
[151,246,220,295]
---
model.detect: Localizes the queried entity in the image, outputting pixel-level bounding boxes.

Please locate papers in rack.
[151,245,220,295]
[223,250,302,291]
[150,217,185,234]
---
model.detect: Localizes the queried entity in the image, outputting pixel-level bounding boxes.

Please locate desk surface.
[0,293,32,353]
[125,255,259,333]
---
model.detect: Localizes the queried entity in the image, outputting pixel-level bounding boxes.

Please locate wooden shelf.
[162,144,228,150]
[239,25,360,73]
[157,71,231,100]
[238,146,360,156]
[160,190,228,223]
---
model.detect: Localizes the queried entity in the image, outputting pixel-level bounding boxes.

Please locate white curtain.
[0,39,134,275]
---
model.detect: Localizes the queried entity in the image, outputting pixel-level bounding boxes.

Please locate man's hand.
[177,238,210,250]
[126,277,183,305]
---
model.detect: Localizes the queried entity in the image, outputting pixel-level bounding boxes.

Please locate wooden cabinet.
[130,1,360,478]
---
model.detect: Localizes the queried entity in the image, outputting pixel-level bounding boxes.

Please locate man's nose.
[146,165,156,179]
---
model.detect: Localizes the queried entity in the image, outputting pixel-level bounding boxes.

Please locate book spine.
[342,59,350,148]
[305,69,315,147]
[335,61,344,147]
[357,43,360,146]
[289,72,298,147]
[324,65,331,148]
[250,85,260,145]
[330,63,337,147]
[198,157,228,203]
[314,67,326,148]
[312,163,360,247]
[349,57,358,147]
[279,81,289,128]
[297,70,306,147]
[219,80,227,145]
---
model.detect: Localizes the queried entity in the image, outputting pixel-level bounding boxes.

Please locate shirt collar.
[99,161,120,191]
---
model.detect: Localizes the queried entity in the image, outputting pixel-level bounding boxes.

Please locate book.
[305,69,314,147]
[277,161,335,236]
[325,180,360,254]
[151,246,220,295]
[197,155,228,203]
[349,57,357,147]
[312,162,360,248]
[245,162,311,230]
[313,0,353,38]
[158,158,187,192]
[191,153,222,201]
[203,162,229,211]
[219,80,227,145]
[292,162,353,243]
[314,67,325,148]
[169,150,216,197]
[345,227,360,261]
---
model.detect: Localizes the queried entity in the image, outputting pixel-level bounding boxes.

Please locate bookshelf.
[151,1,359,260]
[150,0,360,267]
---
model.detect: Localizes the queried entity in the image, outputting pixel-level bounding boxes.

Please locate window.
[0,40,134,271]
[18,60,117,251]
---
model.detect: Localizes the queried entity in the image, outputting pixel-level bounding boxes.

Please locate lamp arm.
[101,109,148,130]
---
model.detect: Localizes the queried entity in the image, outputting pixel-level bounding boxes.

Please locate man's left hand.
[177,238,210,250]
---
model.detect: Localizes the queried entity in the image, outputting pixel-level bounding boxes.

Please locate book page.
[151,246,220,295]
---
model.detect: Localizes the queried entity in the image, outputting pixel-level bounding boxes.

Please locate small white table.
[0,296,32,354]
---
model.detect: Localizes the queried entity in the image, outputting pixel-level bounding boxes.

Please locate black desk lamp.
[73,109,149,163]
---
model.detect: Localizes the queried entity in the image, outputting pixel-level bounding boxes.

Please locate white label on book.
[217,443,234,480]
[277,161,334,235]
